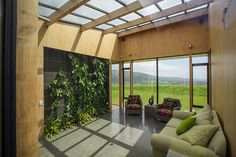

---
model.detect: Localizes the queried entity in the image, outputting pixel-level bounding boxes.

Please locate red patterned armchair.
[154,98,181,122]
[125,95,143,115]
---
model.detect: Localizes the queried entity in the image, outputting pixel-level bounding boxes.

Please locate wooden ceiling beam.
[118,8,208,37]
[81,0,163,31]
[104,0,212,34]
[46,0,90,26]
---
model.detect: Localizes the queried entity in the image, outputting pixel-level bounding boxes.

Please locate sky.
[112,55,208,80]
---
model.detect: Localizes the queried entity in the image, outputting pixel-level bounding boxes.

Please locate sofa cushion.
[176,116,196,135]
[166,118,183,128]
[160,126,178,138]
[179,125,219,146]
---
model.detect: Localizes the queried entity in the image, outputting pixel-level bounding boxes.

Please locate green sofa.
[151,110,227,157]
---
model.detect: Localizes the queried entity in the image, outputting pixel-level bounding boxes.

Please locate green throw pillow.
[176,116,196,135]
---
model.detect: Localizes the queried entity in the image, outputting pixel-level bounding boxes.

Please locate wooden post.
[119,62,124,109]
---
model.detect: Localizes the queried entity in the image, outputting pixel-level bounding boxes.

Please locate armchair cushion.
[126,104,142,110]
[156,108,172,117]
[127,95,141,105]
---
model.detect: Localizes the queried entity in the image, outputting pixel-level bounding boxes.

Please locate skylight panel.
[152,17,167,23]
[73,5,105,19]
[87,0,123,13]
[120,12,141,22]
[96,24,113,30]
[107,19,126,26]
[39,6,55,17]
[168,11,185,18]
[62,14,91,25]
[137,5,160,16]
[120,0,137,5]
[39,0,68,8]
[187,4,208,13]
[116,29,126,33]
[158,0,182,10]
[138,21,152,27]
[127,25,138,30]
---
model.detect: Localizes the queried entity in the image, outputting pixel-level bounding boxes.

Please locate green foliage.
[76,113,93,125]
[45,53,109,138]
[44,118,62,138]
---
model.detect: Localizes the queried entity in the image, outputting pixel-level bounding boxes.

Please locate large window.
[133,60,157,105]
[112,64,119,105]
[158,56,190,111]
[192,54,209,110]
[123,62,130,99]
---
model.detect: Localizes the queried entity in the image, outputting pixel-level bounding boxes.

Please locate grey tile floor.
[39,108,166,157]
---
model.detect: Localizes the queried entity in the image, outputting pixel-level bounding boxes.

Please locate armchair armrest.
[173,106,181,111]
[173,110,195,120]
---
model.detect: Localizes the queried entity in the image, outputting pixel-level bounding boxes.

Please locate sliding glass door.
[133,60,157,105]
[158,56,190,111]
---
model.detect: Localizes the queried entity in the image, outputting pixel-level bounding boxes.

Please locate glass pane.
[62,14,91,25]
[39,0,68,8]
[127,25,138,30]
[123,62,130,68]
[96,24,113,30]
[158,56,190,111]
[120,0,136,5]
[137,5,160,16]
[158,0,182,10]
[39,6,55,17]
[120,12,141,22]
[87,0,123,13]
[116,29,126,33]
[193,66,208,107]
[133,60,157,106]
[187,4,208,13]
[152,17,167,23]
[112,64,119,105]
[124,69,130,98]
[168,11,185,18]
[138,21,151,27]
[108,19,126,26]
[192,54,208,64]
[73,5,105,19]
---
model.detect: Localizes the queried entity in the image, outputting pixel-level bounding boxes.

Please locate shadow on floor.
[39,108,166,157]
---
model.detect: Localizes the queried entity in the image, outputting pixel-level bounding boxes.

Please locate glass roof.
[39,0,68,8]
[168,11,185,18]
[152,17,167,23]
[120,0,137,5]
[137,4,160,16]
[96,24,113,30]
[158,0,182,10]
[73,5,105,19]
[187,4,208,13]
[62,14,92,25]
[120,12,141,21]
[39,6,55,17]
[87,0,123,13]
[138,21,152,27]
[127,25,138,30]
[116,29,126,33]
[107,19,126,26]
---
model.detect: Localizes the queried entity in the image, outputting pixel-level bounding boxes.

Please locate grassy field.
[112,84,207,111]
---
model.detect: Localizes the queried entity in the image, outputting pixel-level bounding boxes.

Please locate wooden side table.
[145,105,156,117]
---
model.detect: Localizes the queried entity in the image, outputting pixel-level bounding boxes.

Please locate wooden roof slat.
[118,8,208,37]
[81,0,164,31]
[104,0,212,34]
[46,0,90,26]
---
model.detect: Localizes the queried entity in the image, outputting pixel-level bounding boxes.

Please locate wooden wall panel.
[119,17,209,61]
[16,0,38,156]
[209,0,236,156]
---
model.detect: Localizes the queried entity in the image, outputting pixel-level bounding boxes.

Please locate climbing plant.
[44,53,109,138]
